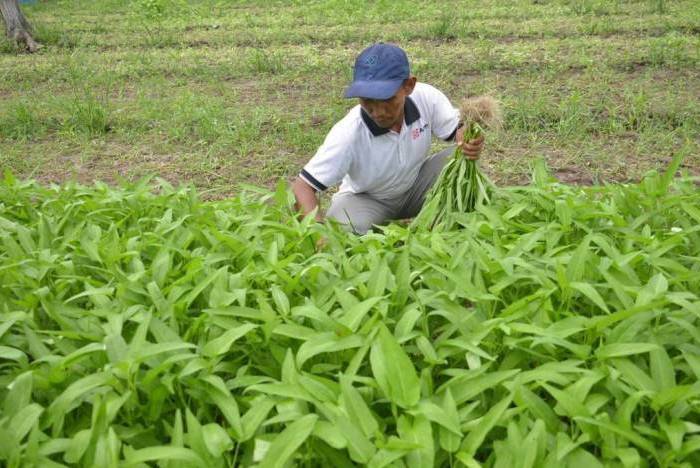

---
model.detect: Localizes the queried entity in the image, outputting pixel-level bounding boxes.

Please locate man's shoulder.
[412,82,444,98]
[329,105,363,134]
[323,105,366,147]
[410,83,449,111]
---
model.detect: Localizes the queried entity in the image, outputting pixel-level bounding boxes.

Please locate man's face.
[358,77,416,130]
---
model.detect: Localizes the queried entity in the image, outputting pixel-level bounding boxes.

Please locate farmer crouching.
[292,43,484,234]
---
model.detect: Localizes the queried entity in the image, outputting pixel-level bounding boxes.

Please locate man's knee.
[326,195,384,235]
[326,205,373,234]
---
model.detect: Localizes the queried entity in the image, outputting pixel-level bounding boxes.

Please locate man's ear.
[402,76,417,95]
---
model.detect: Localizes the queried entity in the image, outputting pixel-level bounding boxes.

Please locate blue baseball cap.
[344,43,410,100]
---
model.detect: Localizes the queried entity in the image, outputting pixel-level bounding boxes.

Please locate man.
[292,43,484,234]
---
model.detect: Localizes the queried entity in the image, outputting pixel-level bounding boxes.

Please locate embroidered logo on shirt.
[412,123,429,140]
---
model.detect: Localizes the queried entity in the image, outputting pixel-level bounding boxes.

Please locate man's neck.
[390,110,404,133]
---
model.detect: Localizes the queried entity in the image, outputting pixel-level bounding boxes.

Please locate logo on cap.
[363,54,379,67]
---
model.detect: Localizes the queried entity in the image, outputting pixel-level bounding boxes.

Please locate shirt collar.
[361,96,421,137]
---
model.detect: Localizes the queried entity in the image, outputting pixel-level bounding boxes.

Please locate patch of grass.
[0,101,43,141]
[0,38,19,54]
[246,49,284,74]
[651,0,667,14]
[427,13,457,40]
[0,0,698,190]
[62,95,112,137]
[646,32,699,68]
[568,0,621,16]
[556,91,591,137]
[33,23,79,49]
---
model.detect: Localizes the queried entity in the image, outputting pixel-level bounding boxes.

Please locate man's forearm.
[292,178,322,220]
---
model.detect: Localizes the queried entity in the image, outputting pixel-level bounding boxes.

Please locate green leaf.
[130,342,195,363]
[9,403,43,443]
[202,323,257,358]
[616,447,641,468]
[575,417,658,458]
[184,407,209,461]
[652,384,700,408]
[660,418,686,452]
[542,383,590,419]
[394,304,422,341]
[0,345,27,362]
[565,447,603,468]
[394,246,411,306]
[241,397,276,441]
[3,371,33,418]
[333,411,376,463]
[570,282,610,314]
[200,375,244,438]
[659,146,687,194]
[442,369,520,405]
[514,384,561,432]
[124,446,206,467]
[201,423,233,457]
[437,389,462,453]
[340,375,379,438]
[649,342,675,391]
[367,257,390,298]
[259,414,318,468]
[611,358,658,392]
[65,429,91,464]
[312,420,347,450]
[416,400,461,436]
[682,349,700,380]
[397,414,434,468]
[370,323,421,408]
[151,247,172,287]
[47,372,112,434]
[296,332,364,369]
[635,273,668,307]
[79,224,102,263]
[270,285,290,316]
[367,447,410,468]
[597,343,661,359]
[338,296,384,332]
[170,410,184,447]
[460,393,512,456]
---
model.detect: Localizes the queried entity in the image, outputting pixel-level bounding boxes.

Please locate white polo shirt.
[300,83,460,199]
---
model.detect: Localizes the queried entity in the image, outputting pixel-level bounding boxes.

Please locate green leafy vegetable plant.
[414,96,503,231]
[0,155,699,466]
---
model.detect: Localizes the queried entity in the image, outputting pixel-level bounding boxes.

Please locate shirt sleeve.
[424,85,460,141]
[300,122,354,191]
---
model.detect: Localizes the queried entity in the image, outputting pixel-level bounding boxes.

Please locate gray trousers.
[326,146,454,234]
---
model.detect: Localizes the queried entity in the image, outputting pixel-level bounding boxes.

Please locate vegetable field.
[2,157,699,467]
[2,0,700,466]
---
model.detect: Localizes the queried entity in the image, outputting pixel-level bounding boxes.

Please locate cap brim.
[343,79,404,99]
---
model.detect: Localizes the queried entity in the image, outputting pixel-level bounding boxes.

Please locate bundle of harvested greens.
[413,96,502,230]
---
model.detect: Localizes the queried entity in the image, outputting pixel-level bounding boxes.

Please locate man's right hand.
[292,177,323,221]
[456,126,485,160]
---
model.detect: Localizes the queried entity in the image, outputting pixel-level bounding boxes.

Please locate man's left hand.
[456,127,485,160]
